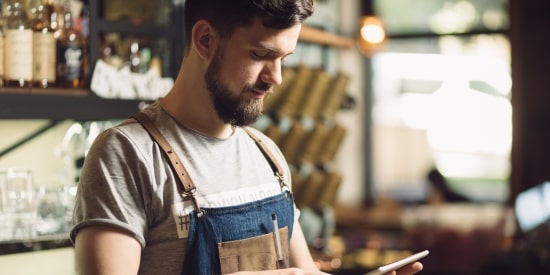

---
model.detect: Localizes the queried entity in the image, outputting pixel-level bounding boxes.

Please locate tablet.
[364,250,429,275]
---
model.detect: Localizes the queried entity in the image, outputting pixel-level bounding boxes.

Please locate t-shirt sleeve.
[70,127,153,247]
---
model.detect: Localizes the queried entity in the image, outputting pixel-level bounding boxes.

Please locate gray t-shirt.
[71,102,295,274]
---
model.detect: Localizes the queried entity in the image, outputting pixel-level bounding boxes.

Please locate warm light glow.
[360,20,386,44]
[357,16,387,56]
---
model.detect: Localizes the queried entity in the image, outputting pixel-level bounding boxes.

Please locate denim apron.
[182,191,294,274]
[133,113,295,274]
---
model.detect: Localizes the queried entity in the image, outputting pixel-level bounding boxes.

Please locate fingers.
[396,262,424,275]
[383,261,424,275]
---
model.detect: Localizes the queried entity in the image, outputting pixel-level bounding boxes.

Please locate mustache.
[252,82,272,92]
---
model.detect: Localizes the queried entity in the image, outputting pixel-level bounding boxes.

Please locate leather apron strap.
[132,112,196,193]
[132,112,205,217]
[243,127,289,193]
[242,127,285,177]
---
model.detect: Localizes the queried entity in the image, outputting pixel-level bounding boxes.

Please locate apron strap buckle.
[183,189,205,218]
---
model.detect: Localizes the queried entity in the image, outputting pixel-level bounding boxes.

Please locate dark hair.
[183,0,314,52]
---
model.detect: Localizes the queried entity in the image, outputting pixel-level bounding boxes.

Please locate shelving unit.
[0,2,182,252]
[89,2,185,82]
[0,1,184,121]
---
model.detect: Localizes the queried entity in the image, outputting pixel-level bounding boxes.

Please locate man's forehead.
[232,19,302,52]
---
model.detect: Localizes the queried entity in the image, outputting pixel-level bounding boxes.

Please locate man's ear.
[192,20,215,60]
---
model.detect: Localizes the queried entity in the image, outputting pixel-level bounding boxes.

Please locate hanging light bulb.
[356,15,387,57]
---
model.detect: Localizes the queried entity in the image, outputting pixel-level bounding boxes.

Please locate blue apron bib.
[182,192,294,274]
[132,113,295,275]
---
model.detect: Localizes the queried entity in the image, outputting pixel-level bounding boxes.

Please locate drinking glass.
[0,169,12,241]
[4,168,36,240]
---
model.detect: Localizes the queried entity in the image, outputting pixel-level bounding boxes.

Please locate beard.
[204,48,271,127]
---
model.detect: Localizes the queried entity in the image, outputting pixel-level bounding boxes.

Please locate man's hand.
[385,261,424,275]
[229,262,423,275]
[230,268,331,275]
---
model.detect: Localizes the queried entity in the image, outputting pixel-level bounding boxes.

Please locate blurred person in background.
[427,167,470,204]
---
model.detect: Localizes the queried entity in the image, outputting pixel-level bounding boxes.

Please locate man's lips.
[250,88,271,98]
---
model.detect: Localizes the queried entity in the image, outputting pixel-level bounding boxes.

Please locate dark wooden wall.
[509,0,550,204]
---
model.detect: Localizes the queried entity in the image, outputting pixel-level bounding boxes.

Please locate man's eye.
[252,51,269,59]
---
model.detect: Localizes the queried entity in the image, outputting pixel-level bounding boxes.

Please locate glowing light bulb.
[360,19,386,44]
[357,16,387,56]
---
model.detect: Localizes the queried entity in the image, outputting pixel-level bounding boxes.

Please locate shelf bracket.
[0,120,63,159]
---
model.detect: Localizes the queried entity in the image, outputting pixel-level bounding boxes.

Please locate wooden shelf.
[299,25,355,49]
[0,87,89,97]
[0,90,147,120]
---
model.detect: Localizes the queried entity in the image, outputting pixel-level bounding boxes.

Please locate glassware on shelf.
[35,185,73,235]
[2,168,36,241]
[0,170,9,239]
[0,167,78,241]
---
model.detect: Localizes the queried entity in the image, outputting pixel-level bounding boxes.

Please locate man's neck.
[159,91,235,139]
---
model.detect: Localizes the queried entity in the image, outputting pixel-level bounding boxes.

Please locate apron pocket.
[218,226,289,274]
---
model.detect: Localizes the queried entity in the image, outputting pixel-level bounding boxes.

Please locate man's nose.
[261,60,283,86]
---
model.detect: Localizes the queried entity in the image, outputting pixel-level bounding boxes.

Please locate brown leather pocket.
[218,227,289,274]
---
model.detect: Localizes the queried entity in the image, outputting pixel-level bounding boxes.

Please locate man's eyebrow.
[253,44,295,56]
[253,44,278,52]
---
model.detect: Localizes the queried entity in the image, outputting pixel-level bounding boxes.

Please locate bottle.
[127,38,152,74]
[54,0,84,88]
[76,0,89,41]
[139,47,152,73]
[30,0,56,88]
[4,0,34,88]
[99,33,124,69]
[47,0,62,32]
[128,39,141,73]
[77,0,90,82]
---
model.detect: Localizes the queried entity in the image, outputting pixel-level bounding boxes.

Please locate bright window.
[371,0,510,203]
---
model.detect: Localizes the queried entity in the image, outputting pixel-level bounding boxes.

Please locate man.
[427,168,470,203]
[71,1,424,274]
